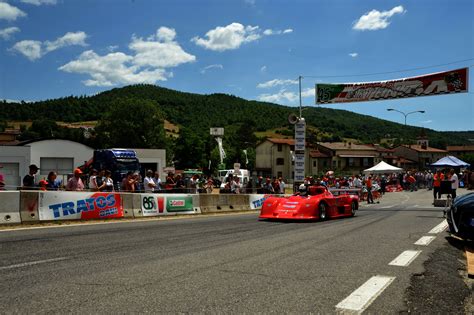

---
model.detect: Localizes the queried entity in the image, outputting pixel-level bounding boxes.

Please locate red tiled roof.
[309,150,329,158]
[401,145,447,153]
[267,138,295,145]
[446,145,474,152]
[318,142,377,151]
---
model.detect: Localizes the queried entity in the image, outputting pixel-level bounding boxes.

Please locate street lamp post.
[386,108,425,126]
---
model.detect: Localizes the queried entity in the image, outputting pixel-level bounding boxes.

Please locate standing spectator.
[450,169,459,200]
[46,171,61,190]
[353,175,362,189]
[23,164,39,190]
[365,175,374,204]
[262,177,274,194]
[433,170,444,200]
[165,172,176,191]
[38,179,48,191]
[426,170,433,190]
[407,173,416,192]
[103,170,114,192]
[231,176,241,194]
[279,177,286,194]
[205,176,214,194]
[89,169,100,191]
[153,171,162,191]
[66,168,85,191]
[175,174,185,193]
[189,174,199,194]
[271,177,280,194]
[0,164,5,190]
[123,172,136,192]
[96,170,105,191]
[143,170,156,193]
[380,175,387,195]
[255,176,263,194]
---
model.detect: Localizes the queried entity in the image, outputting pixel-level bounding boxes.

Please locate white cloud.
[20,0,57,5]
[260,65,267,73]
[130,27,195,68]
[257,78,298,89]
[192,23,260,51]
[421,120,433,124]
[11,40,42,61]
[0,2,27,21]
[44,31,87,52]
[59,50,169,87]
[353,5,406,31]
[257,87,314,104]
[349,52,358,58]
[200,64,223,74]
[59,27,195,87]
[263,28,293,36]
[0,27,20,40]
[11,31,88,60]
[107,45,119,52]
[258,89,298,103]
[191,23,292,52]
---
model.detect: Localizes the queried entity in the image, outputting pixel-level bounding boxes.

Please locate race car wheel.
[319,203,327,221]
[351,201,357,217]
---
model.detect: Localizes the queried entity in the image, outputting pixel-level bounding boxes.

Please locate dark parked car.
[447,192,474,240]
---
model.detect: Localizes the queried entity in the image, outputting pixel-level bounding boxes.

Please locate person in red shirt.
[433,170,444,200]
[366,175,374,204]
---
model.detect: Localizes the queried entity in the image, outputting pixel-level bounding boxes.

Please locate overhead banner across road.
[316,67,468,104]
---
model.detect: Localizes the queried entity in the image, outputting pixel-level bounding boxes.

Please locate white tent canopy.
[363,161,403,174]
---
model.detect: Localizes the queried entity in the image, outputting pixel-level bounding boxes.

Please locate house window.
[363,158,369,167]
[348,157,354,167]
[332,160,337,168]
[276,158,284,165]
[277,171,283,178]
[313,160,317,167]
[277,144,283,152]
[323,160,328,167]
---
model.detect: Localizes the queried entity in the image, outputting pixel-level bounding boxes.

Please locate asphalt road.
[0,189,471,314]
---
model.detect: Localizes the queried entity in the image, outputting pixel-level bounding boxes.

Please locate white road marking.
[335,275,395,313]
[388,250,422,267]
[428,220,448,234]
[380,205,395,209]
[414,236,436,246]
[0,257,68,271]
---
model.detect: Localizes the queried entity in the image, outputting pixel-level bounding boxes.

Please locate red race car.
[259,184,358,220]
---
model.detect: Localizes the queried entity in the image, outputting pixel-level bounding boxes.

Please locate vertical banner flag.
[316,68,468,104]
[294,118,306,182]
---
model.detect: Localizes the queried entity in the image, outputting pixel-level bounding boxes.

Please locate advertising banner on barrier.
[38,192,123,220]
[316,67,468,104]
[249,194,271,210]
[140,194,196,216]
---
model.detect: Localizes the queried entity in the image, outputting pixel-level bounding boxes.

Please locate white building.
[0,139,166,189]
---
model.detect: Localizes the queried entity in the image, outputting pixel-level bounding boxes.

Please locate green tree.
[95,99,166,149]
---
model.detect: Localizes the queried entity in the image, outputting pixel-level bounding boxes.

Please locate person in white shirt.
[279,177,286,194]
[450,169,459,200]
[153,171,162,191]
[353,175,362,188]
[231,176,242,194]
[89,169,99,191]
[144,170,156,193]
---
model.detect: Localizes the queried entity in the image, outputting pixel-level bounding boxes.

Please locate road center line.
[388,250,422,267]
[414,236,436,246]
[335,275,395,313]
[428,220,448,234]
[0,257,68,271]
[380,205,395,209]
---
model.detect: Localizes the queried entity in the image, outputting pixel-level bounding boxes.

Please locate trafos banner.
[39,192,123,220]
[140,194,198,216]
[316,67,468,104]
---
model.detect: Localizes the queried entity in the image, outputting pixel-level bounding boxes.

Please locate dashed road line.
[414,236,436,246]
[335,275,395,313]
[0,257,68,271]
[428,220,448,234]
[380,205,396,209]
[388,250,422,267]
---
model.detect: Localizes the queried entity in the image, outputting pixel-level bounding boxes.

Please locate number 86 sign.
[141,195,165,216]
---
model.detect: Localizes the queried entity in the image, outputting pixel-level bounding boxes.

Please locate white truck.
[219,169,250,193]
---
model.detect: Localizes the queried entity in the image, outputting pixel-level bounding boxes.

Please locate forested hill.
[0,84,472,148]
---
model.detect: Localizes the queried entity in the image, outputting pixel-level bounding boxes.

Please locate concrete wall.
[0,146,30,189]
[133,148,166,178]
[27,139,94,173]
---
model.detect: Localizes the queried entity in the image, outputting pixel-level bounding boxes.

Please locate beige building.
[393,144,447,169]
[316,142,379,174]
[446,145,474,158]
[255,138,329,180]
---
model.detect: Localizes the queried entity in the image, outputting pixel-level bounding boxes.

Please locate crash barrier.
[0,191,21,224]
[1,191,267,224]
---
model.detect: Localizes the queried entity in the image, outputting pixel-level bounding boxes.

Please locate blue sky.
[0,0,473,131]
